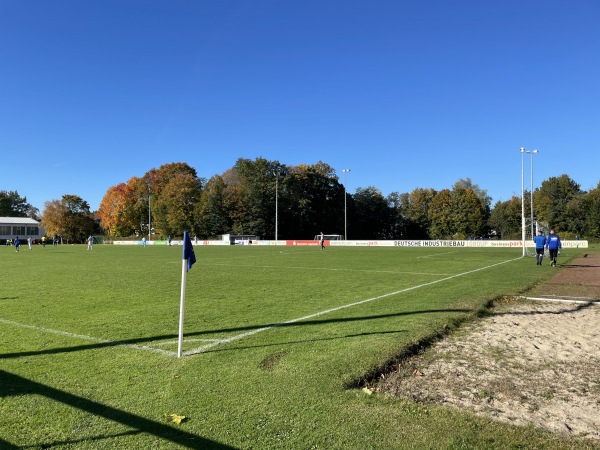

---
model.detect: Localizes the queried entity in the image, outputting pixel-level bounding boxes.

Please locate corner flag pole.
[178,257,187,358]
[178,231,196,358]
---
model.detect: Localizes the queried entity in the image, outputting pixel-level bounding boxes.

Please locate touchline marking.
[0,318,176,357]
[185,257,522,356]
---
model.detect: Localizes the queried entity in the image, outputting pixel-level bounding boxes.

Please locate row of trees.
[96,159,600,241]
[4,159,599,242]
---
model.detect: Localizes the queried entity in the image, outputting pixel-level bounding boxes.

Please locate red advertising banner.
[285,240,329,246]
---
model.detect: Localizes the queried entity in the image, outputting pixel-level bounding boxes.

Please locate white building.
[0,217,44,243]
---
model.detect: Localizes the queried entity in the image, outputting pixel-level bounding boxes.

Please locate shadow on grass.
[0,308,471,359]
[0,370,234,449]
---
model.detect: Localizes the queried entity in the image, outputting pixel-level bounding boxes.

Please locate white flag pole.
[177,257,188,358]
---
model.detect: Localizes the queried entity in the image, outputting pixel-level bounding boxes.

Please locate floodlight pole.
[275,170,279,241]
[528,150,538,237]
[342,169,351,240]
[520,148,526,256]
[148,188,152,243]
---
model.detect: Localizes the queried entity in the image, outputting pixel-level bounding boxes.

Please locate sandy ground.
[375,253,600,441]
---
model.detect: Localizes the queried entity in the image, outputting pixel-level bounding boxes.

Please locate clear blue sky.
[1,1,599,212]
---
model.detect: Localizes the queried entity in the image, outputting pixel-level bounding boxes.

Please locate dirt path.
[375,253,600,441]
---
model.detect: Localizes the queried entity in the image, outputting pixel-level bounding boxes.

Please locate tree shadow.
[0,308,471,359]
[0,370,234,449]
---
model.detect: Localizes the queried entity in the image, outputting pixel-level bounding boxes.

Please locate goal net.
[524,220,549,257]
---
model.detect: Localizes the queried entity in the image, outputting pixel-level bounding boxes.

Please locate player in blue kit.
[545,229,562,267]
[533,230,546,265]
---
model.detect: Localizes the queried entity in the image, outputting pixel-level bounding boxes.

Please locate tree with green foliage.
[534,174,582,232]
[386,192,408,239]
[488,196,522,239]
[284,162,344,239]
[352,186,391,239]
[195,175,229,239]
[584,182,600,239]
[0,190,35,217]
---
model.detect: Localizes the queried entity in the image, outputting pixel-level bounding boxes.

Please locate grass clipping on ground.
[374,254,600,441]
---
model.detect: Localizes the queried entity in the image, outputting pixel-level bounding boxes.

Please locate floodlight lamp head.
[532,149,539,154]
[520,147,525,153]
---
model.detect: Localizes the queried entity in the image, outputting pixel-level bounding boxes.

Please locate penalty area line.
[0,318,176,357]
[184,256,522,356]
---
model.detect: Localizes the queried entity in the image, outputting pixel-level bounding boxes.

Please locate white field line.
[0,318,176,356]
[152,338,221,347]
[519,296,599,305]
[210,263,450,277]
[417,251,457,259]
[185,256,522,356]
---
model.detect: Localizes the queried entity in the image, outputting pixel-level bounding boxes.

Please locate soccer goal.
[524,220,549,257]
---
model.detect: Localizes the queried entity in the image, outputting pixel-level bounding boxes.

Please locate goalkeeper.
[545,229,562,267]
[533,230,546,265]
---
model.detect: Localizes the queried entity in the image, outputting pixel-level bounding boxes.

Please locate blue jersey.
[546,234,562,250]
[533,235,546,249]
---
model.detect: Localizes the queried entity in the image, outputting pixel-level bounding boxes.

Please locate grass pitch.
[0,243,593,449]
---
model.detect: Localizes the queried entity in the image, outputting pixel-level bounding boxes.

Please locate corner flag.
[183,231,196,271]
[178,231,196,357]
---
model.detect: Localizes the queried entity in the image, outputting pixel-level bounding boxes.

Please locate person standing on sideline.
[533,230,546,265]
[545,229,562,267]
[319,231,325,250]
[27,236,32,250]
[41,236,46,247]
[142,236,146,247]
[168,235,172,246]
[14,236,20,252]
[87,235,93,250]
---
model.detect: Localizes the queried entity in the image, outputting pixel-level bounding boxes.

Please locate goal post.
[524,220,549,257]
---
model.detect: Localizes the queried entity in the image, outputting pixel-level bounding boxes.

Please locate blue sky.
[1,1,599,212]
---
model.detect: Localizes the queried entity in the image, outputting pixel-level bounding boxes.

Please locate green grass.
[1,243,596,449]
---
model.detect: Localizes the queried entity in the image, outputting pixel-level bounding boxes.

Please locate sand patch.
[376,254,600,440]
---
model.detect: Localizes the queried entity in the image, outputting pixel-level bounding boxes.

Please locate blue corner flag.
[182,231,196,272]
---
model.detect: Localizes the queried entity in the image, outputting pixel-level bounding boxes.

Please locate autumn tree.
[98,179,143,237]
[143,162,204,237]
[153,172,202,236]
[428,189,453,239]
[402,188,436,239]
[449,187,488,238]
[42,195,94,243]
